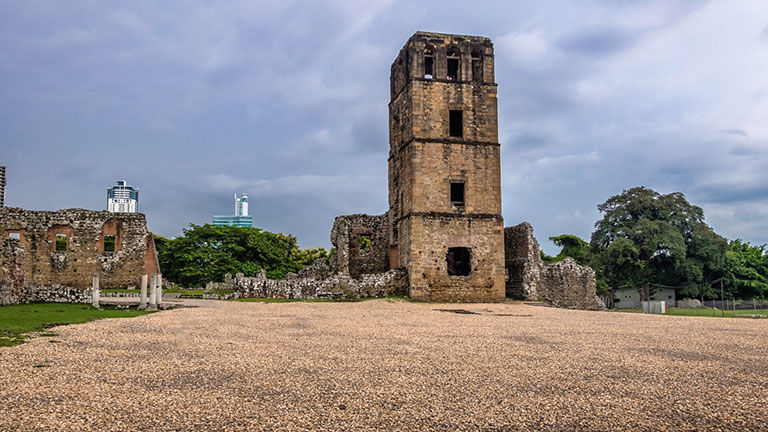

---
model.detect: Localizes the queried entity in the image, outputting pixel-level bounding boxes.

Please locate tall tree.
[590,187,727,298]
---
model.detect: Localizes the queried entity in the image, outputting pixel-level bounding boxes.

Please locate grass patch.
[666,307,768,318]
[0,303,150,347]
[610,307,768,318]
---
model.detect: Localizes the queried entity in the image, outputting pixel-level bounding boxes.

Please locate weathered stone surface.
[232,259,407,300]
[504,222,605,310]
[0,207,160,305]
[387,32,506,301]
[677,298,703,308]
[330,214,389,278]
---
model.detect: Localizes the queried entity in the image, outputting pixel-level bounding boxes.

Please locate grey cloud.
[557,28,637,56]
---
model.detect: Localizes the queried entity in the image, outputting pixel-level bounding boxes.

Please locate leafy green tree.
[157,224,328,287]
[723,240,768,299]
[590,187,727,299]
[547,234,592,266]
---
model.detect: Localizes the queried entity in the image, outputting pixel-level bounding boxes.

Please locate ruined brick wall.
[330,214,389,278]
[0,207,157,302]
[388,32,505,301]
[504,222,605,310]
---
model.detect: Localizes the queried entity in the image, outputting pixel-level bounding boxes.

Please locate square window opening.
[446,247,471,276]
[359,234,372,253]
[55,234,67,251]
[450,182,465,207]
[449,110,463,138]
[104,235,115,252]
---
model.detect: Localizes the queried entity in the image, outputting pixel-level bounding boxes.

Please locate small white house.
[612,287,677,309]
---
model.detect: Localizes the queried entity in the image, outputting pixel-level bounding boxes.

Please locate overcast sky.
[2,0,767,253]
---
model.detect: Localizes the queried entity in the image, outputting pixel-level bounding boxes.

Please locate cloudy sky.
[2,0,767,253]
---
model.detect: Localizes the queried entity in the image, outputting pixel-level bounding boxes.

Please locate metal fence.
[701,298,768,311]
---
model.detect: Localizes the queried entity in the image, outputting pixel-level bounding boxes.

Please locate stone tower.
[388,32,505,301]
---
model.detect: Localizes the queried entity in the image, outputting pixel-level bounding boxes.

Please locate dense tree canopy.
[546,187,766,300]
[155,224,331,287]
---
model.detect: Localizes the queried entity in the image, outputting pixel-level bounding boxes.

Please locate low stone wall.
[504,222,605,311]
[1,283,92,305]
[232,259,407,300]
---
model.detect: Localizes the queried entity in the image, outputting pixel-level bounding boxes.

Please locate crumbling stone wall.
[330,214,389,278]
[0,207,159,304]
[232,259,407,300]
[504,222,605,310]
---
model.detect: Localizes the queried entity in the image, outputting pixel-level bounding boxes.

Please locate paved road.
[1,299,766,431]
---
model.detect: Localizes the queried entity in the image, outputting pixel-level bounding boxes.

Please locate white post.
[157,274,163,305]
[140,274,148,309]
[148,274,158,311]
[91,273,100,309]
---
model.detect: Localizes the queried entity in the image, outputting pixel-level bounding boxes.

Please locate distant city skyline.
[1,1,767,252]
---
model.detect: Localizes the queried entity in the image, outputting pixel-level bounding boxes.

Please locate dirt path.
[1,300,766,431]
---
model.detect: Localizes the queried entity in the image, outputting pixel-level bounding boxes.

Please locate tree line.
[543,187,768,301]
[154,224,331,288]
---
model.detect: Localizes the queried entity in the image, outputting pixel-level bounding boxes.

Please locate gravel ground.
[0,299,766,431]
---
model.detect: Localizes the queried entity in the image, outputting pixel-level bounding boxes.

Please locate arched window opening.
[471,49,482,81]
[424,46,434,78]
[446,47,460,81]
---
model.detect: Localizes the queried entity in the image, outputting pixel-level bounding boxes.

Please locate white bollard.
[140,274,148,309]
[148,274,158,311]
[91,273,100,309]
[157,273,163,306]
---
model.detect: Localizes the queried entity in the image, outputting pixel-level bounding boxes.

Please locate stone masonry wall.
[387,33,506,302]
[231,259,407,300]
[330,214,390,278]
[504,222,605,310]
[0,207,158,304]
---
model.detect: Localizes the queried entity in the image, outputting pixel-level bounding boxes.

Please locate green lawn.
[666,307,768,318]
[611,307,768,318]
[0,303,149,347]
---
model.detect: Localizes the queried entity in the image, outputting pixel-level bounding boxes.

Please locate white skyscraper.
[107,180,139,213]
[213,193,252,227]
[235,193,248,216]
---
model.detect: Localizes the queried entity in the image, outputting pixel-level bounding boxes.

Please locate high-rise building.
[0,166,6,208]
[107,180,139,213]
[213,193,252,227]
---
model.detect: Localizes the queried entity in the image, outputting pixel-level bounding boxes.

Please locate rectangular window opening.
[55,234,67,252]
[450,182,465,207]
[449,110,463,138]
[424,56,433,78]
[359,234,372,253]
[447,247,471,276]
[447,59,459,80]
[8,232,20,240]
[104,235,115,252]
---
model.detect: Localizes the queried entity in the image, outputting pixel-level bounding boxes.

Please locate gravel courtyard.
[1,299,766,431]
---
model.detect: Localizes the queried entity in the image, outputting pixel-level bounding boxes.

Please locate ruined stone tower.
[387,32,505,301]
